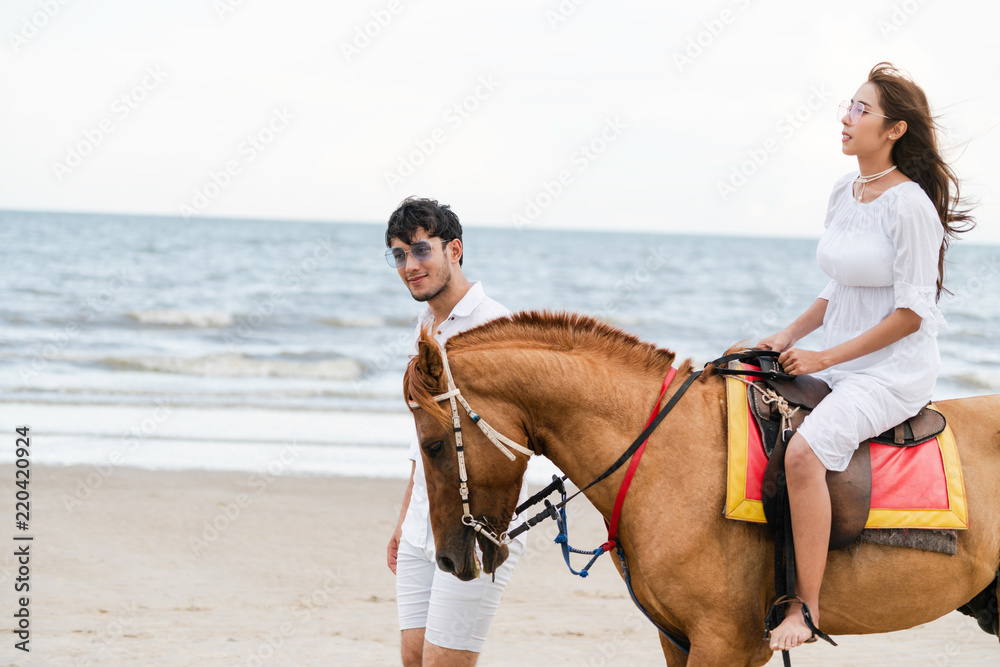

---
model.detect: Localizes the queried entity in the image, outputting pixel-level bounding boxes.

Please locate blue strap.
[616,545,691,656]
[543,480,691,654]
[549,498,608,578]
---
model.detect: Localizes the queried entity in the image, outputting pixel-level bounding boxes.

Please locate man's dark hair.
[385,197,463,266]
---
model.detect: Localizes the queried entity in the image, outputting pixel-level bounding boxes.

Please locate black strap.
[710,349,781,365]
[576,369,704,494]
[709,349,795,382]
[509,348,785,541]
[713,367,794,381]
[516,475,565,516]
[508,369,704,541]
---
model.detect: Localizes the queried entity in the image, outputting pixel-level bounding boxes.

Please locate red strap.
[604,367,678,549]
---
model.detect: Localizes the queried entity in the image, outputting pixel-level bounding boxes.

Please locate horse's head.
[404,328,529,581]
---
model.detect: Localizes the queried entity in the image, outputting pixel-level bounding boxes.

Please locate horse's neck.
[465,349,709,518]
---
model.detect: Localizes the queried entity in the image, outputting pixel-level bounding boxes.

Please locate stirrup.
[763,595,838,647]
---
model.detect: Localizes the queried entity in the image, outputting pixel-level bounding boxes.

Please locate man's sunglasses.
[384,239,451,268]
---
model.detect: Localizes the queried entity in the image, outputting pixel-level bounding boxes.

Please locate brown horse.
[404,311,1000,666]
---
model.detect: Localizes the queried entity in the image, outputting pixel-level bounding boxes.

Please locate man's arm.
[387,460,416,575]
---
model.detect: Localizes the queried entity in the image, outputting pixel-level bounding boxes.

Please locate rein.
[508,349,787,542]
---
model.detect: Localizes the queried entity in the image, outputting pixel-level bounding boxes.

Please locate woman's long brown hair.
[867,62,975,299]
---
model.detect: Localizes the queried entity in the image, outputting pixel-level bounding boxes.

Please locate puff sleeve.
[890,190,947,335]
[818,279,837,301]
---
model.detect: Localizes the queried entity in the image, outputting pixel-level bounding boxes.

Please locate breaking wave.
[101,352,364,380]
[128,310,235,328]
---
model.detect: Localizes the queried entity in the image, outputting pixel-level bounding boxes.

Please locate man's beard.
[411,271,452,303]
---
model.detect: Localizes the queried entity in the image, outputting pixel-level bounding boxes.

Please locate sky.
[2,0,999,243]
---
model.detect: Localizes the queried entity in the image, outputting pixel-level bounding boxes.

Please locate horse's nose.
[436,554,456,574]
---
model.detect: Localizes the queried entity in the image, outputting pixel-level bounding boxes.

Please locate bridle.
[407,339,533,547]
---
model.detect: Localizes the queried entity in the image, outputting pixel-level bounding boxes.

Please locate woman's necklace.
[853,165,898,203]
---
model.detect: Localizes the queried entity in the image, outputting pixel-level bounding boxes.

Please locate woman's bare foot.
[768,602,817,652]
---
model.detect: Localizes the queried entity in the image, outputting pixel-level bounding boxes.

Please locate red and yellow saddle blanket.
[724,374,969,530]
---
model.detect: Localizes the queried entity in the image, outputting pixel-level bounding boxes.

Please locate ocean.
[1,210,998,482]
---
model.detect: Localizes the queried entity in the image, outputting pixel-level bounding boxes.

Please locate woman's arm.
[779,307,921,375]
[758,298,829,352]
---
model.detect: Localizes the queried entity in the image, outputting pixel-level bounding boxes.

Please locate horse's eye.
[424,440,444,458]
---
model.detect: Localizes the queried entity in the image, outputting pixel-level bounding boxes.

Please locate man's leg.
[421,641,479,667]
[401,629,426,667]
[397,537,436,666]
[422,541,523,665]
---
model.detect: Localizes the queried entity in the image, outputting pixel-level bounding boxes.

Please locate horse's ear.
[415,327,446,392]
[405,327,451,424]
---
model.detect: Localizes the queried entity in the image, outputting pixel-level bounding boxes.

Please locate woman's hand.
[778,348,830,376]
[757,332,794,353]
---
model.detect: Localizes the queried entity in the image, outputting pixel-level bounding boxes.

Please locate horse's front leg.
[658,633,688,665]
[678,625,773,667]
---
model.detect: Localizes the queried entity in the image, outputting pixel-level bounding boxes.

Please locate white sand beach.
[2,464,996,666]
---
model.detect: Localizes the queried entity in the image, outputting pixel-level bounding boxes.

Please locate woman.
[759,62,973,651]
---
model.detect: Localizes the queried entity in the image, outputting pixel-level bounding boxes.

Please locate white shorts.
[396,534,522,652]
[797,373,914,472]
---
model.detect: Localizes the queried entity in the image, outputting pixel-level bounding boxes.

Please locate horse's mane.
[405,311,687,424]
[449,310,677,370]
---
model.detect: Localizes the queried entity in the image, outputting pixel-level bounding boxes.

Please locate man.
[384,197,529,667]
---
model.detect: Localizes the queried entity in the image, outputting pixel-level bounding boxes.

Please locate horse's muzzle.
[435,530,510,581]
[479,538,509,575]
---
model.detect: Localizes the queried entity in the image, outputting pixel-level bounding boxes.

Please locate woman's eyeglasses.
[384,240,450,268]
[838,100,893,126]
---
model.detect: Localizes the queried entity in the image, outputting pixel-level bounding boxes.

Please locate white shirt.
[401,281,530,550]
[813,172,946,410]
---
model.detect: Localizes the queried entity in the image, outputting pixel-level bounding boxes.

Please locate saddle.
[746,355,947,550]
[721,352,951,651]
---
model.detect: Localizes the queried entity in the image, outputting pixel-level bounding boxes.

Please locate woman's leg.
[767,432,832,652]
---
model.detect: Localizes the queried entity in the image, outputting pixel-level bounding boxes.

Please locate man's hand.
[777,348,830,376]
[387,525,402,574]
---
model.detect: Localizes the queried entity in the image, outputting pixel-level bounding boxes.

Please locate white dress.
[796,172,947,472]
